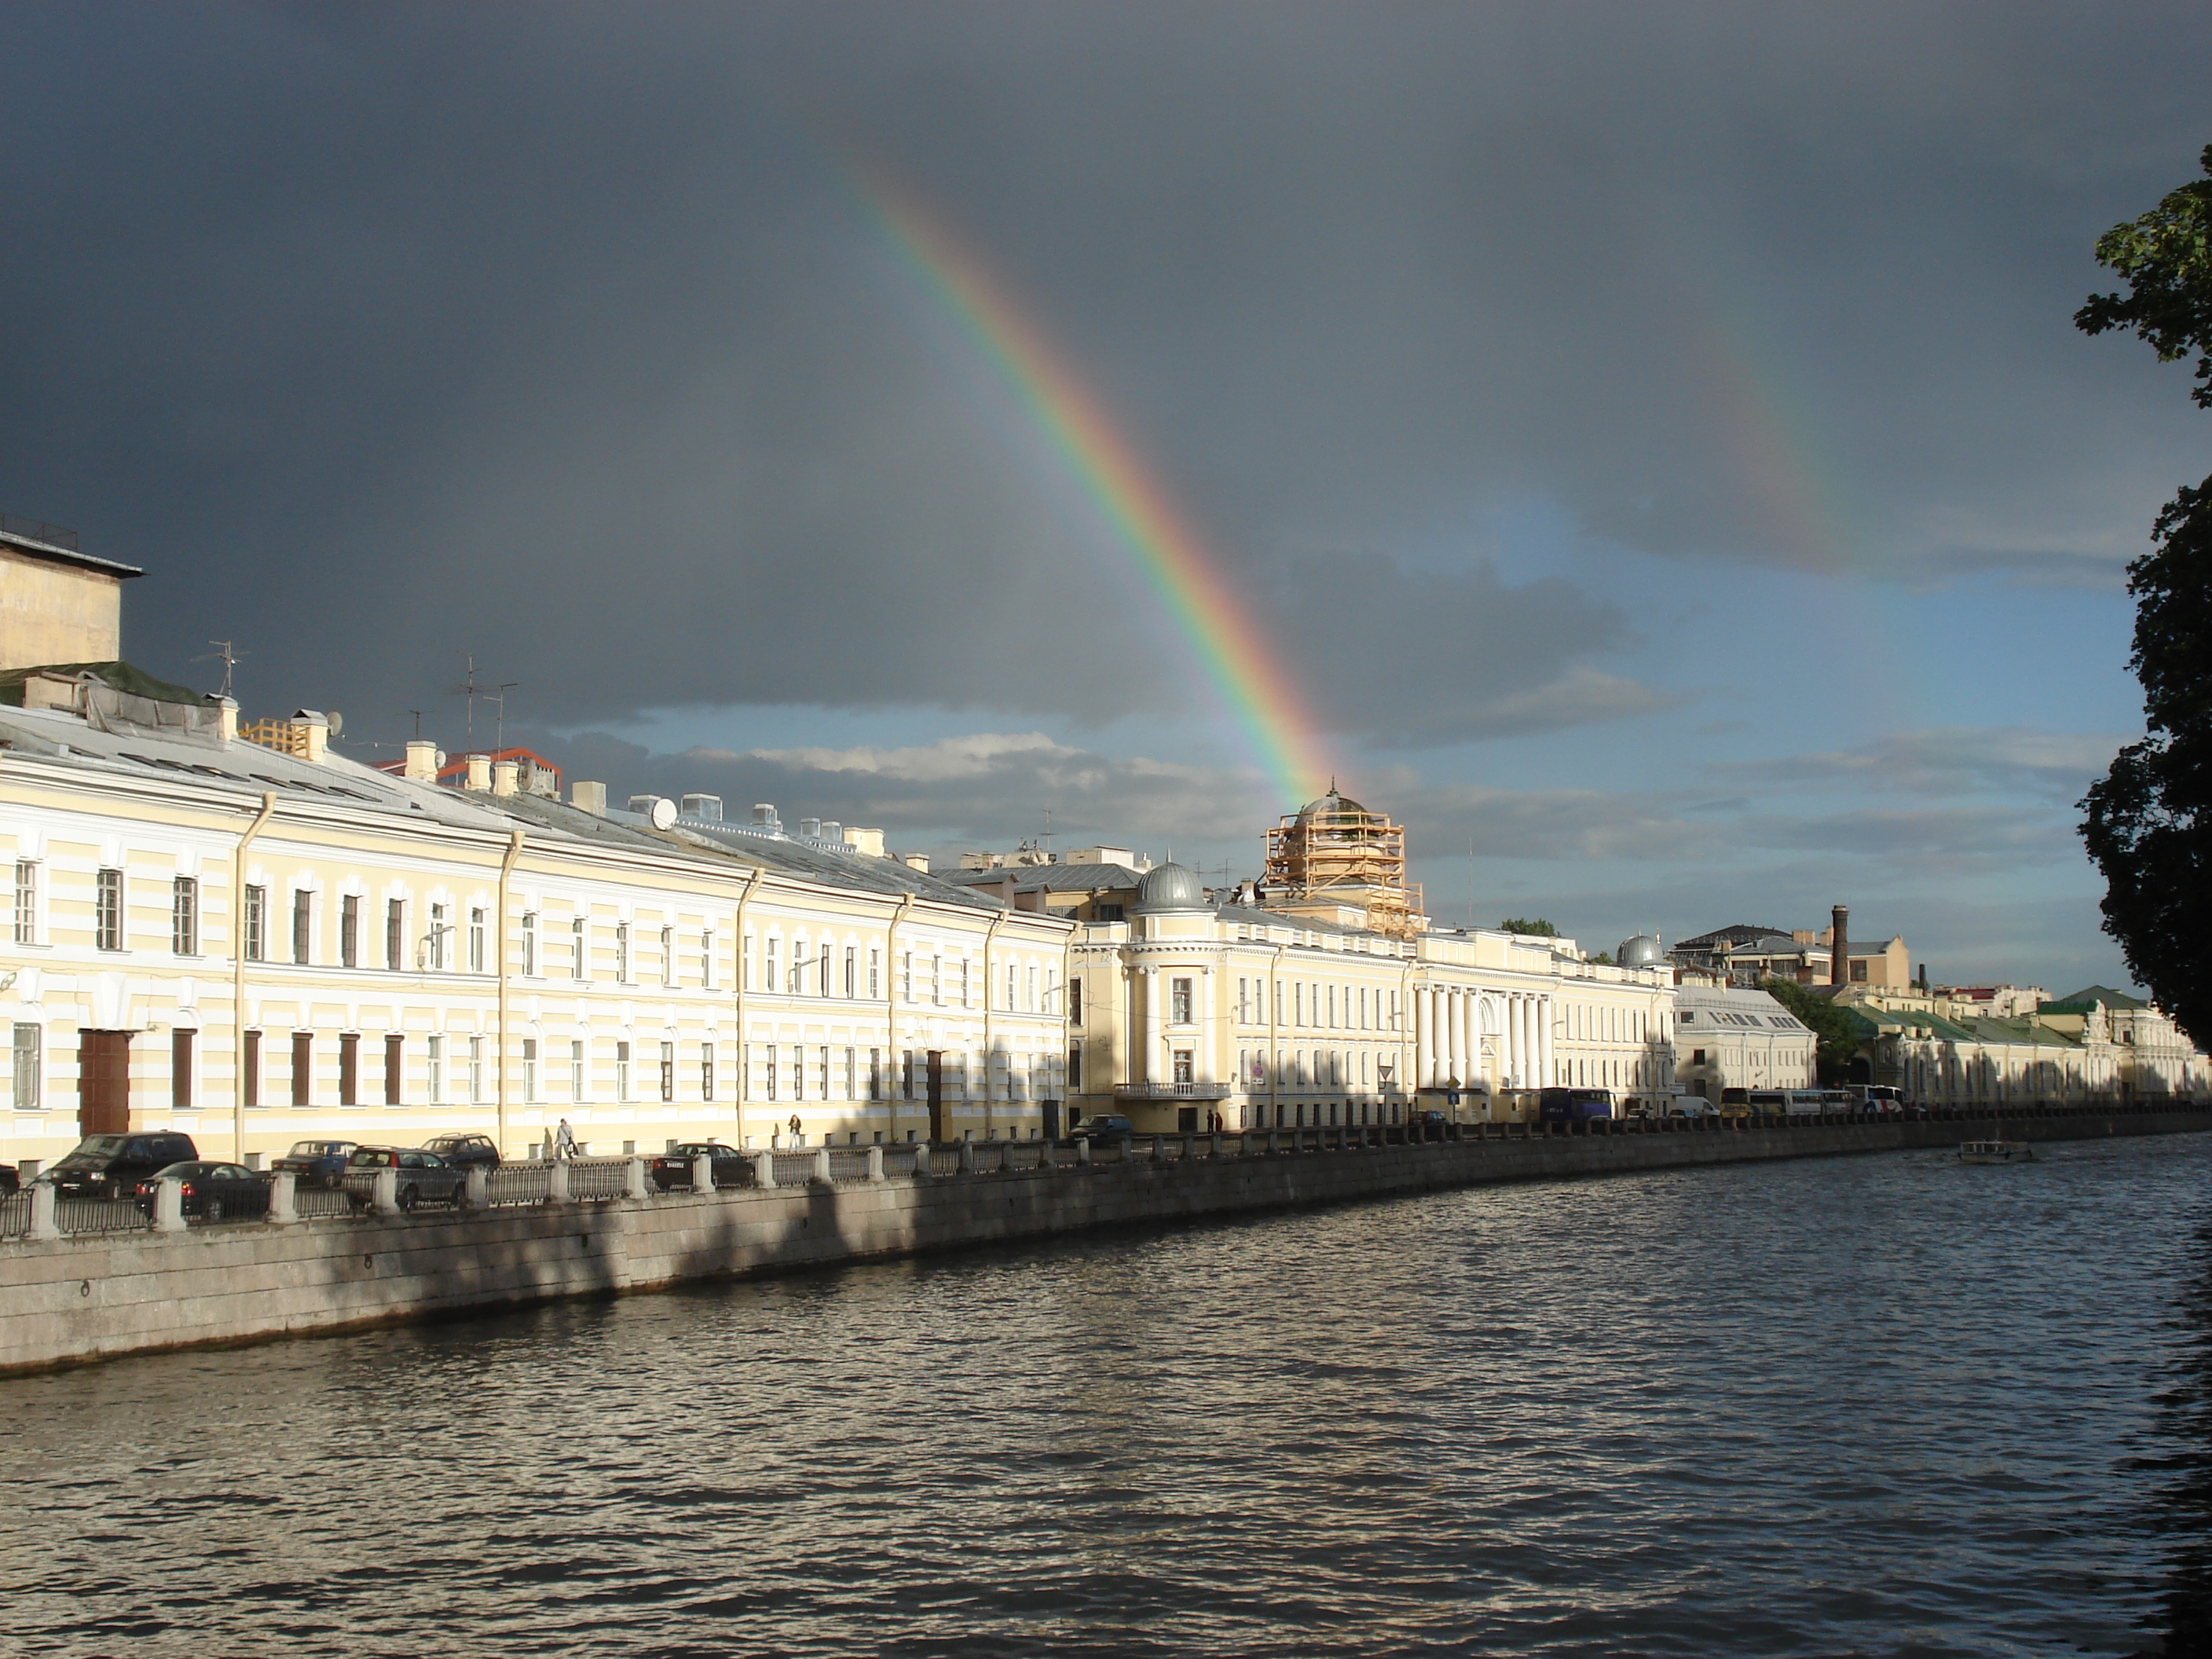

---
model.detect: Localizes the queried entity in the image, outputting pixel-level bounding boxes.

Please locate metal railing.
[0,511,79,551]
[0,1101,2195,1242]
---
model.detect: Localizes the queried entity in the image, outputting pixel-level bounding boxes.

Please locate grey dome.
[1133,862,1208,913]
[1617,935,1666,969]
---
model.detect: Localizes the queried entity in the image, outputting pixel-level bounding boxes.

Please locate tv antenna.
[194,640,244,699]
[485,682,518,753]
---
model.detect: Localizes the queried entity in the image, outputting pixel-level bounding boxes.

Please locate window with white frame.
[767,936,780,995]
[522,1038,539,1102]
[843,1046,855,1100]
[699,1041,714,1101]
[11,1023,41,1110]
[702,930,716,990]
[291,888,313,965]
[1170,977,1193,1024]
[96,868,123,951]
[469,908,486,974]
[427,1035,445,1103]
[571,1038,587,1102]
[616,923,631,983]
[386,898,405,970]
[660,925,673,983]
[615,1039,632,1100]
[339,893,358,968]
[660,1041,676,1103]
[763,1042,778,1101]
[172,876,199,955]
[244,885,267,962]
[521,912,537,977]
[428,903,448,970]
[818,943,830,997]
[12,861,35,944]
[869,947,880,999]
[844,945,856,999]
[573,914,588,980]
[468,1035,484,1103]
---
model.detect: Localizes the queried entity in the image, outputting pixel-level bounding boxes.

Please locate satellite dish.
[649,797,677,831]
[327,711,344,738]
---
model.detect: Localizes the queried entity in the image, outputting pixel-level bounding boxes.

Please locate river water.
[5,1135,2212,1657]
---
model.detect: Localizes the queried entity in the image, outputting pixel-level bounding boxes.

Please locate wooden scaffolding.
[1262,786,1422,939]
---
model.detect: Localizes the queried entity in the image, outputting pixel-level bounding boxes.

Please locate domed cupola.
[1617,934,1665,969]
[1132,862,1209,914]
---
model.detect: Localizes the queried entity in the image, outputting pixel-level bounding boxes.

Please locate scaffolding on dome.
[1261,786,1423,939]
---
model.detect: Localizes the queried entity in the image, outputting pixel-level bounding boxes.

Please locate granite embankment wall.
[5,1109,2208,1376]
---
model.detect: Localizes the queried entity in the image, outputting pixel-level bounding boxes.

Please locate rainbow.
[845,162,1333,810]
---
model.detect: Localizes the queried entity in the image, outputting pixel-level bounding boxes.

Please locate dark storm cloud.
[0,2,2205,742]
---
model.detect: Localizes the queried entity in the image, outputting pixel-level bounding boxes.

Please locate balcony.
[1114,1081,1233,1100]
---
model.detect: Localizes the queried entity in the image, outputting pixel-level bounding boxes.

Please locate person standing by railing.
[554,1118,577,1161]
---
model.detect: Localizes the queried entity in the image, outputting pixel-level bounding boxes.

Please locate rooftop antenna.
[485,681,518,753]
[194,640,243,699]
[448,654,481,749]
[409,710,425,739]
[1041,808,1053,858]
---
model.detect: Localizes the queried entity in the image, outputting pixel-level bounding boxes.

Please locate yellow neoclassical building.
[0,678,1071,1166]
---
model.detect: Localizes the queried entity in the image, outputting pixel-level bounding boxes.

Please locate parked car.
[132,1161,272,1221]
[422,1133,502,1171]
[270,1139,358,1189]
[45,1133,200,1199]
[1668,1096,1719,1119]
[1538,1087,1615,1124]
[0,1162,17,1194]
[341,1146,470,1211]
[649,1141,748,1192]
[1069,1113,1134,1144]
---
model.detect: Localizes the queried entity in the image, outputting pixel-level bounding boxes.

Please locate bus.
[1538,1087,1615,1125]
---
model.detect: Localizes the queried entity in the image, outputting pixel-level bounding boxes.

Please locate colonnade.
[1413,984,1553,1092]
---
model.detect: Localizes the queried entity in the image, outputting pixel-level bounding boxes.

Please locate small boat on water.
[1958,1140,2036,1165]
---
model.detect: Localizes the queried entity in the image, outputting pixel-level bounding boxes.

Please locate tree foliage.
[1759,978,1865,1085]
[1498,917,1558,937]
[2076,144,2212,1051]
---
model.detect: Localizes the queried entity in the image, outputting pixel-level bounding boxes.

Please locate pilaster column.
[1445,989,1463,1086]
[1539,995,1555,1087]
[1415,984,1430,1090]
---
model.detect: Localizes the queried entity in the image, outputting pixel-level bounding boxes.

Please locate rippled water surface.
[8,1137,2212,1657]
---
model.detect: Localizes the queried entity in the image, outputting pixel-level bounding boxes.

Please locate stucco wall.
[0,547,123,671]
[5,1111,2206,1375]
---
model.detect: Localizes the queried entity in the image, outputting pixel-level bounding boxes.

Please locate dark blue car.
[270,1138,357,1189]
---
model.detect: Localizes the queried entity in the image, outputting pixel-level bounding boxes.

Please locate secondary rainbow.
[847,163,1334,810]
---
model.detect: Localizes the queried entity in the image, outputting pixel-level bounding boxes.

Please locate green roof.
[2041,985,2148,1015]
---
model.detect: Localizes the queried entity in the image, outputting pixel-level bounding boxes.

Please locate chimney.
[901,853,930,873]
[798,818,822,839]
[463,752,492,792]
[213,696,239,745]
[680,793,723,822]
[821,820,840,843]
[571,781,606,815]
[492,760,520,797]
[291,710,329,764]
[403,739,439,781]
[843,826,885,857]
[1831,904,1849,987]
[751,804,782,832]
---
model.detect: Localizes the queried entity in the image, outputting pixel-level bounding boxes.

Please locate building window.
[172,1028,195,1110]
[843,1046,855,1101]
[660,925,674,983]
[869,947,881,999]
[468,908,486,974]
[571,1039,586,1103]
[615,1040,632,1101]
[522,1038,539,1102]
[1069,980,1083,1027]
[13,861,35,944]
[243,1029,262,1108]
[291,1031,313,1107]
[660,1041,676,1104]
[427,1035,444,1104]
[339,1031,358,1106]
[903,951,912,1003]
[932,955,943,1006]
[13,1023,42,1110]
[468,1035,484,1104]
[701,931,716,991]
[868,1046,884,1101]
[1171,977,1193,1024]
[900,1049,914,1101]
[1006,962,1016,1011]
[818,1045,830,1100]
[172,877,199,955]
[767,936,779,995]
[961,958,971,1008]
[521,911,537,977]
[244,885,267,962]
[819,943,832,998]
[764,1043,778,1101]
[573,914,588,980]
[385,1034,404,1106]
[95,868,123,951]
[386,899,405,970]
[1027,965,1037,1013]
[291,888,313,965]
[1173,1049,1194,1085]
[789,1046,804,1101]
[616,923,632,983]
[845,945,857,999]
[428,903,448,971]
[1067,1045,1082,1091]
[339,894,358,968]
[700,1042,715,1101]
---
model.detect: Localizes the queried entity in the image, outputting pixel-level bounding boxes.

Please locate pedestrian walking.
[555,1117,577,1160]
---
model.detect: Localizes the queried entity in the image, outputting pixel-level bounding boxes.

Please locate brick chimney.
[1831,903,1849,987]
[403,739,439,781]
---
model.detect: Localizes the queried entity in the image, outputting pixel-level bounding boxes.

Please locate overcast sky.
[2,2,2207,992]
